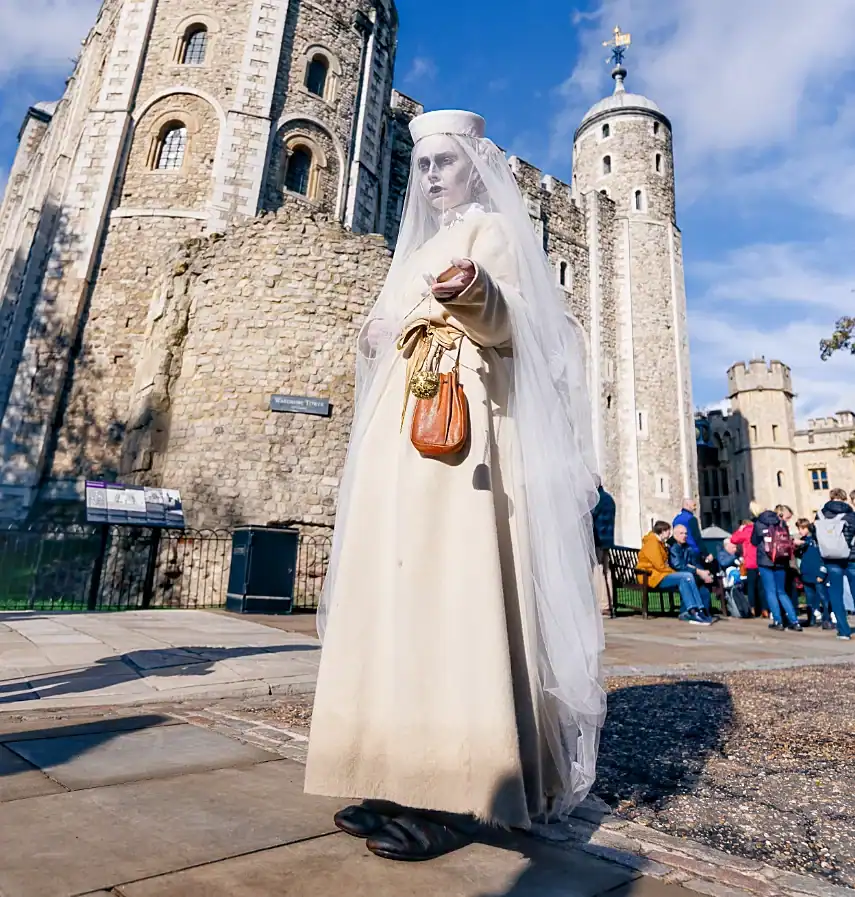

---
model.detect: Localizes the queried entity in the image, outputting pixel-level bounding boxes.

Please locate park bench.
[607,545,728,620]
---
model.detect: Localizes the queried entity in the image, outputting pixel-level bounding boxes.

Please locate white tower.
[572,34,696,544]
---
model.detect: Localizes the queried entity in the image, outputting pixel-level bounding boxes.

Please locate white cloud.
[0,1,100,82]
[404,56,438,86]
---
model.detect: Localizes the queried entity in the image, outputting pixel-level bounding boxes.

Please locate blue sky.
[1,0,853,422]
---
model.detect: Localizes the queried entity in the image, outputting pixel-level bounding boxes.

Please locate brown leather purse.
[410,337,469,456]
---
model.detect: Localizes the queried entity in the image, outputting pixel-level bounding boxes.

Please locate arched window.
[653,121,660,136]
[655,153,662,173]
[602,155,611,175]
[634,189,643,210]
[776,471,784,488]
[559,261,568,287]
[306,55,329,98]
[156,124,187,170]
[285,146,313,195]
[181,26,208,65]
[601,123,610,138]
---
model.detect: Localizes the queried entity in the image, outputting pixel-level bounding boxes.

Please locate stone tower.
[0,0,403,519]
[572,61,696,545]
[726,359,801,516]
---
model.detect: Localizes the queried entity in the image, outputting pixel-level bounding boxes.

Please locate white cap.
[409,109,486,143]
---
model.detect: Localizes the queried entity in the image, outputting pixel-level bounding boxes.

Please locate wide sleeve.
[439,216,516,349]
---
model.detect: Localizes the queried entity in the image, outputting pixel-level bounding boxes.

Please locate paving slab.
[0,712,178,742]
[114,830,641,897]
[6,721,275,789]
[0,611,322,710]
[0,759,339,897]
[0,744,66,802]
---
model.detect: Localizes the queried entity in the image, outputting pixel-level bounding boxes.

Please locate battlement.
[727,358,793,397]
[805,411,855,431]
[507,155,570,200]
[390,90,423,119]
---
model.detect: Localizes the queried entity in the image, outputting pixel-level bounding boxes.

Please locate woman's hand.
[431,258,476,301]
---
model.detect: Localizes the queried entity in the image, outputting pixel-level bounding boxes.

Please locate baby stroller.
[722,566,752,618]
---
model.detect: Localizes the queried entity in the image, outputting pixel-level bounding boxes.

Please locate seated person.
[637,521,714,625]
[669,524,716,616]
[717,539,740,571]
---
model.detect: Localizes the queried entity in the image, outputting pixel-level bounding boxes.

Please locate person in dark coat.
[752,509,801,631]
[669,524,715,619]
[795,519,831,629]
[672,499,708,559]
[817,489,855,640]
[591,483,616,614]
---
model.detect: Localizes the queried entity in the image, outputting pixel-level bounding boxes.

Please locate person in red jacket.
[731,516,764,617]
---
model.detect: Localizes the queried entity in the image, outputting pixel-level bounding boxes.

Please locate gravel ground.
[227,665,855,886]
[599,666,855,887]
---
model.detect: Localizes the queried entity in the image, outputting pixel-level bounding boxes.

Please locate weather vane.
[603,25,631,66]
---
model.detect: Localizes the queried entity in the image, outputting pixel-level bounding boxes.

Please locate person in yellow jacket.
[637,521,712,625]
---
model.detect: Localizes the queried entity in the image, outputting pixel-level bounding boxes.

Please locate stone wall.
[48,215,205,486]
[121,203,391,529]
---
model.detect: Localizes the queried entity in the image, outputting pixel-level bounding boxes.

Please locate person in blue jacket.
[795,518,831,629]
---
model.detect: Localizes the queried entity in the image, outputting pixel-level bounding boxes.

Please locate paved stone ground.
[0,706,707,897]
[0,610,319,710]
[2,611,853,713]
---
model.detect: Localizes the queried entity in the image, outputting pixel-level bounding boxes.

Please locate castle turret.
[572,56,695,544]
[727,359,801,515]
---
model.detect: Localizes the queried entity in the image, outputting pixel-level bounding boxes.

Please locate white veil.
[318,111,606,814]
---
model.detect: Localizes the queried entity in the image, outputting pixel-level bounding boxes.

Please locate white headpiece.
[408,109,486,143]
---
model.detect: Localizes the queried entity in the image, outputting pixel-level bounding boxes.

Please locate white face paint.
[415,134,474,212]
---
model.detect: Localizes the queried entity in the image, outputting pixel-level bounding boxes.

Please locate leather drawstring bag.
[410,336,469,456]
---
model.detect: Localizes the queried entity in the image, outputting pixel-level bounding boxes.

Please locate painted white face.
[415,134,474,212]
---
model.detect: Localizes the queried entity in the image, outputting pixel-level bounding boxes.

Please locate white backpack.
[815,514,851,561]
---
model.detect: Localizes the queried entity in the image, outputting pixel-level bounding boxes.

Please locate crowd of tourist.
[632,490,855,637]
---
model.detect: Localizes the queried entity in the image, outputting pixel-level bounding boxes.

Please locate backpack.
[726,582,752,618]
[815,514,851,561]
[764,523,794,563]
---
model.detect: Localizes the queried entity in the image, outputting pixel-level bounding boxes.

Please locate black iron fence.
[0,524,331,613]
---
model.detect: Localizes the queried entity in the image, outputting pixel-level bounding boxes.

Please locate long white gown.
[304,207,561,827]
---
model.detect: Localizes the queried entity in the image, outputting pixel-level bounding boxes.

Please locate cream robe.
[304,209,560,828]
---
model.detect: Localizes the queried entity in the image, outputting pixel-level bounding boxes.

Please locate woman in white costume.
[304,109,606,861]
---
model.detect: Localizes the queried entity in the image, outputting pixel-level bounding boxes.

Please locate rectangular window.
[711,469,720,497]
[637,409,649,439]
[735,478,741,495]
[772,424,778,442]
[702,470,710,497]
[811,468,829,491]
[721,469,729,496]
[655,474,670,499]
[751,425,758,443]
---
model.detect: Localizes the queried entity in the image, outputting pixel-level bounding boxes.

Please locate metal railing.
[0,524,331,613]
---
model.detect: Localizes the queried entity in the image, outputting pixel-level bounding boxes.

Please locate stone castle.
[696,359,855,530]
[0,0,696,547]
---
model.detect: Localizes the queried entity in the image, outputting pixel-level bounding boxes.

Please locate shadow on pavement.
[0,642,317,704]
[469,679,733,896]
[0,715,173,774]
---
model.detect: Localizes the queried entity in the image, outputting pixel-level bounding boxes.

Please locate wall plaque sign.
[270,395,331,417]
[85,482,185,529]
